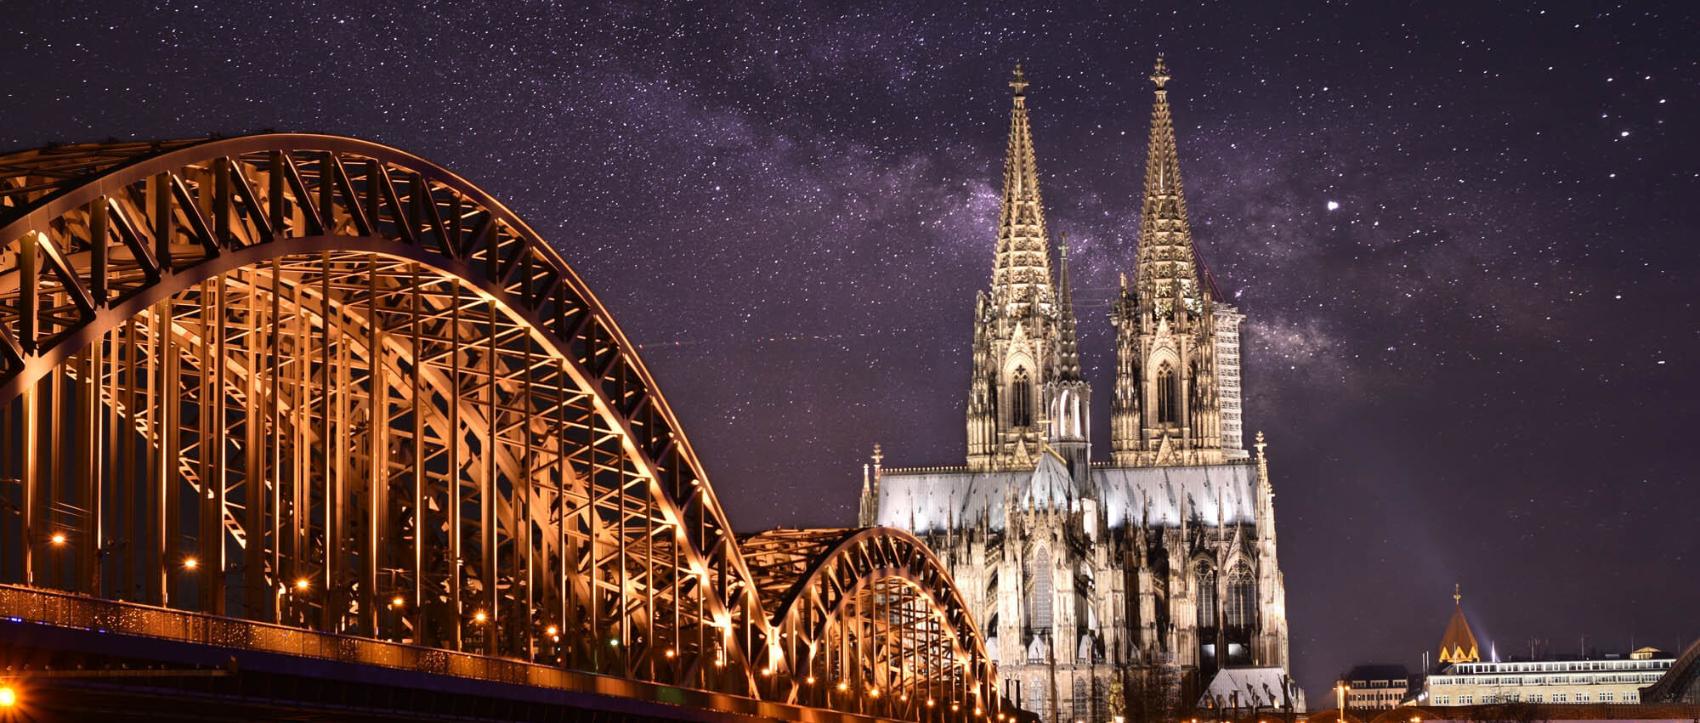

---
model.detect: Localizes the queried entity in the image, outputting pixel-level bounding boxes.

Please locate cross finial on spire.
[1454,583,1462,605]
[871,443,884,467]
[1010,63,1029,96]
[1151,55,1170,90]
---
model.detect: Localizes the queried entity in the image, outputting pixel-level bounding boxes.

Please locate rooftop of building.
[1342,664,1412,683]
[1364,703,1700,722]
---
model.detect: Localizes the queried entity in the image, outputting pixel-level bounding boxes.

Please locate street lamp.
[1336,682,1349,721]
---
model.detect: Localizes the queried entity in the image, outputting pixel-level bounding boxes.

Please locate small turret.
[1438,584,1482,665]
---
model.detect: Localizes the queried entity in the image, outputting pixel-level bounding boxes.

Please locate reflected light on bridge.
[0,685,15,708]
[0,135,1003,723]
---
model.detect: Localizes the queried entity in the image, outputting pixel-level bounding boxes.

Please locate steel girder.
[0,134,998,721]
[741,528,997,718]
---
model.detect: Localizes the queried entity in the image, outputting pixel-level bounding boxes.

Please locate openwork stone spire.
[992,63,1054,307]
[1056,240,1082,381]
[1133,55,1203,320]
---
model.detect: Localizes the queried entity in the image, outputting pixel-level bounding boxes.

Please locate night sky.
[5,0,1696,700]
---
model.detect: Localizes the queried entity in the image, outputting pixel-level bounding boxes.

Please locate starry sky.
[5,0,1697,700]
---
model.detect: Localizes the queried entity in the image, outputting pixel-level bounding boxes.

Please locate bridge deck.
[0,585,882,722]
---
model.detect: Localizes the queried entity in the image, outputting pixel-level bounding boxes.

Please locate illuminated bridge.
[0,135,1000,721]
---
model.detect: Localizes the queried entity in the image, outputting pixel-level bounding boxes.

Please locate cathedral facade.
[858,60,1295,721]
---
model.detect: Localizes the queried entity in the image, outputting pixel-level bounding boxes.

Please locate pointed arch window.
[1024,545,1053,633]
[1156,362,1179,425]
[1195,563,1218,629]
[1011,366,1032,427]
[1226,564,1256,629]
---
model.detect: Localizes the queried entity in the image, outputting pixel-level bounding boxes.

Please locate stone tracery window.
[1011,366,1032,427]
[1226,564,1256,629]
[1195,563,1218,629]
[1024,545,1053,632]
[1156,362,1178,424]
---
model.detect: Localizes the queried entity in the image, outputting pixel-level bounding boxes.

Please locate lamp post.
[1336,682,1349,722]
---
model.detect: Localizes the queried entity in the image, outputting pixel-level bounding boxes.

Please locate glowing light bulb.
[836,681,849,692]
[294,577,310,591]
[182,556,199,570]
[545,625,559,637]
[0,686,15,708]
[50,532,66,546]
[391,595,405,608]
[473,610,488,623]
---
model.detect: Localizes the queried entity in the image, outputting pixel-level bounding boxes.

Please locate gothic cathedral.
[859,60,1296,721]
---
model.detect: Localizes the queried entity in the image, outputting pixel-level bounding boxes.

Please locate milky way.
[5,0,1696,698]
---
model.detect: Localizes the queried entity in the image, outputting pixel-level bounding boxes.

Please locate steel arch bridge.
[0,134,998,721]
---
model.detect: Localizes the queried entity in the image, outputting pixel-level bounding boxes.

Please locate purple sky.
[5,0,1696,698]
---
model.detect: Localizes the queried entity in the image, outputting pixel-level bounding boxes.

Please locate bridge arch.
[0,135,998,720]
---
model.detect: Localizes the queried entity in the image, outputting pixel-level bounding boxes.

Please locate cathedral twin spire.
[1132,55,1206,321]
[966,64,1081,475]
[992,64,1055,309]
[968,56,1238,471]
